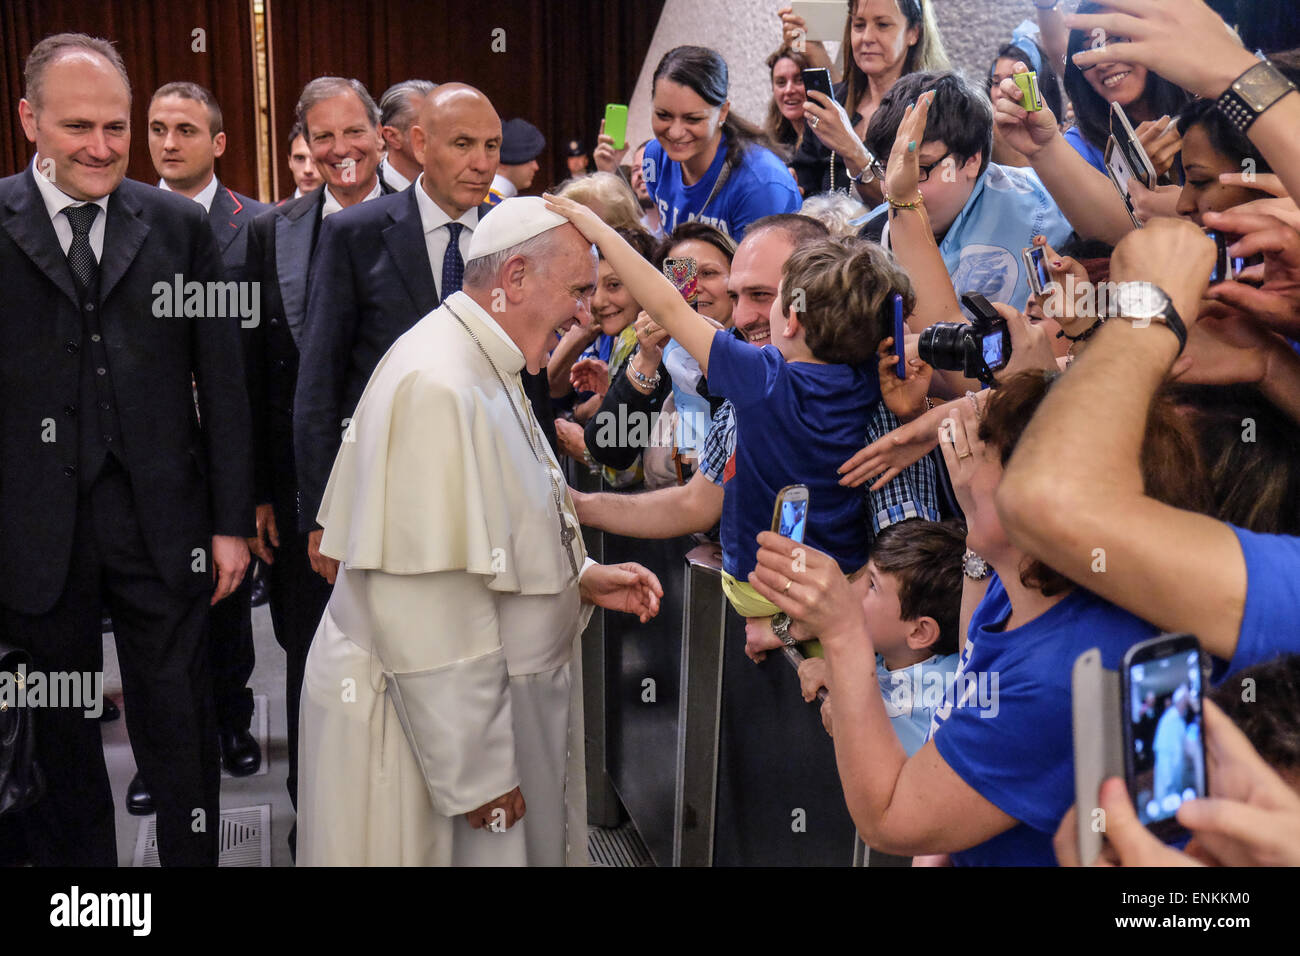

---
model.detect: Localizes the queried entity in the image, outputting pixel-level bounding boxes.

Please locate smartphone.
[1104,136,1145,230]
[791,0,848,41]
[1021,246,1050,298]
[662,257,698,304]
[1013,71,1043,112]
[1109,102,1157,190]
[892,293,907,380]
[801,67,834,103]
[1206,229,1263,285]
[771,485,809,544]
[604,104,628,152]
[1119,633,1207,844]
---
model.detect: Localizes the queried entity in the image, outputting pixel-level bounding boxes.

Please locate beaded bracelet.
[626,362,661,393]
[885,191,925,210]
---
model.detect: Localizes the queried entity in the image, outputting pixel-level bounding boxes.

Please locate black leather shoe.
[250,563,269,607]
[126,772,154,816]
[220,728,262,776]
[98,697,120,722]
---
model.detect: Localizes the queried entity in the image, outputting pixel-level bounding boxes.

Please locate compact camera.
[917,293,1011,387]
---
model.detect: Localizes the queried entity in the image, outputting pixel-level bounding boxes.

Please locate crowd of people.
[2,0,1300,870]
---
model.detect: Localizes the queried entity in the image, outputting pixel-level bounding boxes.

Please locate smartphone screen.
[1122,636,1207,841]
[892,293,906,380]
[778,498,808,543]
[981,330,1009,370]
[1029,247,1049,296]
[801,67,833,102]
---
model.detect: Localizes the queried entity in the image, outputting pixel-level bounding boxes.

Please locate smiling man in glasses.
[856,70,1072,310]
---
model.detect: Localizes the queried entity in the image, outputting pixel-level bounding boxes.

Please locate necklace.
[449,306,580,578]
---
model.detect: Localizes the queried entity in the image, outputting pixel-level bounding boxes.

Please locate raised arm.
[544,193,718,374]
[996,217,1249,660]
[571,468,723,540]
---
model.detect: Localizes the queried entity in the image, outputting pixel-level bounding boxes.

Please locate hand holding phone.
[801,67,834,103]
[1120,633,1207,844]
[771,485,809,543]
[1013,71,1043,112]
[892,292,907,379]
[1021,246,1050,298]
[603,104,628,152]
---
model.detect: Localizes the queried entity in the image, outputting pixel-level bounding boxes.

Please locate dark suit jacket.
[0,172,254,615]
[208,181,270,274]
[241,180,395,526]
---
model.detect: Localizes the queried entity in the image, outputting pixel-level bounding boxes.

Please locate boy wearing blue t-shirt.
[543,194,910,627]
[797,519,963,757]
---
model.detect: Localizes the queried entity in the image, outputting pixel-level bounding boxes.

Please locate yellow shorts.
[720,571,781,619]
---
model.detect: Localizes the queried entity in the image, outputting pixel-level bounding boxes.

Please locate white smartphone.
[791,0,847,42]
[1104,135,1145,230]
[771,484,809,544]
[1109,102,1158,190]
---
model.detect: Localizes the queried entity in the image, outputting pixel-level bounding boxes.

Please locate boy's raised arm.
[544,193,720,374]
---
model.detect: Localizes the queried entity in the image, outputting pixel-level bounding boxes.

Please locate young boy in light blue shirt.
[798,519,963,756]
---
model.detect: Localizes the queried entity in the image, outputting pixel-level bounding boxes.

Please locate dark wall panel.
[0,0,261,197]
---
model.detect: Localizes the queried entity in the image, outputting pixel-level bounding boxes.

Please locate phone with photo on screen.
[1119,633,1208,844]
[1021,246,1049,298]
[892,292,906,380]
[663,256,699,305]
[604,104,628,152]
[771,484,809,545]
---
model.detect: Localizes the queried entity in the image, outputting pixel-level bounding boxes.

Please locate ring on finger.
[808,114,819,128]
[783,577,793,594]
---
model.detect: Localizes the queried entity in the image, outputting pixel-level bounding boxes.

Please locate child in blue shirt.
[797,519,964,757]
[544,193,909,626]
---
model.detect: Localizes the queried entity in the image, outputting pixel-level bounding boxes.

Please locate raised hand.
[884,88,936,203]
[570,357,610,397]
[1203,210,1300,338]
[876,336,932,423]
[1134,116,1181,178]
[992,62,1060,160]
[747,533,864,647]
[593,117,629,174]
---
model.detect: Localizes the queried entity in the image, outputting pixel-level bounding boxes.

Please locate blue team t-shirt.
[930,572,1160,866]
[1064,125,1107,176]
[706,329,879,580]
[1224,525,1300,674]
[643,134,800,241]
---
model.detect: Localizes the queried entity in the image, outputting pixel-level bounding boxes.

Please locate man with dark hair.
[242,76,395,851]
[286,120,321,199]
[1,33,253,865]
[133,81,271,815]
[858,70,1072,310]
[378,79,435,192]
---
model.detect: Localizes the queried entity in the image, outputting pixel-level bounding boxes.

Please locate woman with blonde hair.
[793,0,949,201]
[556,171,645,232]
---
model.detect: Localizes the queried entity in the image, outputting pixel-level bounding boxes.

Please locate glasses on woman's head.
[917,151,952,183]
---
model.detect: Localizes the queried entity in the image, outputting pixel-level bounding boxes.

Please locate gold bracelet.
[885,191,925,210]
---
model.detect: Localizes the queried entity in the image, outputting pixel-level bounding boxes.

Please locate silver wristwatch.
[963,549,989,581]
[1108,282,1187,354]
[771,612,799,648]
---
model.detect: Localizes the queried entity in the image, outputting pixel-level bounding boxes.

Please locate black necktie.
[62,203,100,290]
[442,222,464,299]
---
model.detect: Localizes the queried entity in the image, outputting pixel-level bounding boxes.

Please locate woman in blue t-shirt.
[641,45,801,241]
[1061,1,1190,178]
[748,371,1212,866]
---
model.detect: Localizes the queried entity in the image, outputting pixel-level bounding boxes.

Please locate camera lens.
[918,322,974,373]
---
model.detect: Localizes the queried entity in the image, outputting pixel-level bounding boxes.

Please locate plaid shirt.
[697,399,940,535]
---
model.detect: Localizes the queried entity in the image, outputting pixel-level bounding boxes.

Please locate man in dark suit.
[133,82,271,814]
[293,83,557,584]
[377,79,434,192]
[242,76,392,836]
[0,33,252,866]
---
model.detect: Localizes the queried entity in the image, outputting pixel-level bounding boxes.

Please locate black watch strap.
[1216,60,1297,135]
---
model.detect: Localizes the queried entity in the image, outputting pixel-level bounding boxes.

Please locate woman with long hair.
[1062,1,1191,176]
[765,45,812,160]
[792,0,949,200]
[639,45,801,242]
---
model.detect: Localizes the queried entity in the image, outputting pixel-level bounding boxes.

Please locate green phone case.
[604,104,628,151]
[1013,72,1043,112]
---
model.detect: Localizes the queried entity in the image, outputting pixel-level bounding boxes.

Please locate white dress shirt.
[31,156,110,260]
[321,177,383,219]
[158,172,219,212]
[380,160,412,193]
[413,173,478,299]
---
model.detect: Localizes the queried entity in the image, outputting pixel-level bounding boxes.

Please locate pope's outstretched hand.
[580,562,664,624]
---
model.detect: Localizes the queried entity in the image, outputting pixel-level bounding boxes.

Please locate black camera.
[917,293,1011,387]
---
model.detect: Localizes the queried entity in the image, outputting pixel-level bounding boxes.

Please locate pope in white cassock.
[295,197,663,866]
